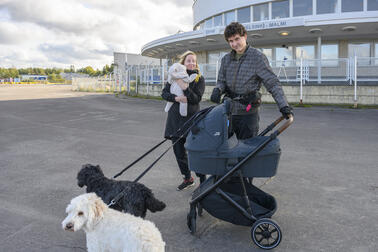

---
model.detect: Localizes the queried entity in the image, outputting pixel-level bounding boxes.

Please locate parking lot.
[0,85,377,251]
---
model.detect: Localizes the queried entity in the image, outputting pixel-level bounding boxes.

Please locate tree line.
[0,64,114,80]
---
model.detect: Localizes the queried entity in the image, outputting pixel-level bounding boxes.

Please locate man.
[210,22,293,139]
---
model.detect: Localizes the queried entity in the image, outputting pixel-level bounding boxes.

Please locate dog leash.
[113,139,167,179]
[108,106,215,207]
[112,106,215,179]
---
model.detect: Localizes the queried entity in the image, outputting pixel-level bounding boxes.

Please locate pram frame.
[187,113,293,249]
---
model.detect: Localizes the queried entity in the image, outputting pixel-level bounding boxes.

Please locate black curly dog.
[77,164,166,218]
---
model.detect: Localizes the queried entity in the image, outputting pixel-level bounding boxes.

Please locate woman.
[162,51,206,191]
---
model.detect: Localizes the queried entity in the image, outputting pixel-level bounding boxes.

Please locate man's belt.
[224,87,261,106]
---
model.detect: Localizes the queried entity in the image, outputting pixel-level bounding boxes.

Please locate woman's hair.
[179,50,200,73]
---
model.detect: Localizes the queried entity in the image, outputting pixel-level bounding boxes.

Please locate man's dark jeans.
[231,112,260,140]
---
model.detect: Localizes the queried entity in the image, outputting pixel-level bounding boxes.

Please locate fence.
[72,57,378,105]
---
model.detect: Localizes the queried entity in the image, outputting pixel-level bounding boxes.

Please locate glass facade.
[321,44,338,59]
[208,51,228,64]
[317,0,338,14]
[296,45,315,59]
[342,0,363,12]
[368,0,378,10]
[293,0,313,16]
[196,0,376,29]
[349,43,371,65]
[257,48,273,62]
[214,14,223,27]
[253,3,269,21]
[276,47,293,61]
[224,10,235,25]
[204,18,212,29]
[321,44,339,66]
[272,0,289,19]
[237,6,250,23]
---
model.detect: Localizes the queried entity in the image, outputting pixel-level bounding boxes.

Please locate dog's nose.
[65,223,74,231]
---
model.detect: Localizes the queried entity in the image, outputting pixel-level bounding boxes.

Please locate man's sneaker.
[177,177,195,191]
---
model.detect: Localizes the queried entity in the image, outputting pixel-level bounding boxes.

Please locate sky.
[0,0,193,69]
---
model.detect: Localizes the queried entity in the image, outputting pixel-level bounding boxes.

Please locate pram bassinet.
[185,101,293,250]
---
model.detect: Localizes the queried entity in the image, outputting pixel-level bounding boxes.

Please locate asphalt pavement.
[0,86,377,251]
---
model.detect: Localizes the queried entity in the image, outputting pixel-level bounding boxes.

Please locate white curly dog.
[164,63,197,117]
[62,193,165,252]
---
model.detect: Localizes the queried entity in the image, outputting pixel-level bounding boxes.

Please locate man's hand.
[176,79,188,90]
[175,95,187,103]
[210,88,221,103]
[280,106,293,119]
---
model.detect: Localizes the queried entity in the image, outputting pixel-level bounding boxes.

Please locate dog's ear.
[86,194,105,230]
[93,198,106,219]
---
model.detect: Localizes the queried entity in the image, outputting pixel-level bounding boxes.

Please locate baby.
[165,63,197,117]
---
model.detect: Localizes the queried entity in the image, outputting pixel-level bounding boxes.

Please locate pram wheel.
[251,218,282,250]
[187,205,197,234]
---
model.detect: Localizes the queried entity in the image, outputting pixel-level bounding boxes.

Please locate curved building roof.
[141,0,378,58]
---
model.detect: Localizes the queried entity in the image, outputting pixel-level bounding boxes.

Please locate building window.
[208,51,228,64]
[296,45,315,59]
[368,0,378,11]
[253,3,269,21]
[214,14,223,27]
[257,48,273,62]
[293,0,313,16]
[321,44,339,59]
[224,10,235,26]
[208,52,220,64]
[296,45,315,66]
[272,0,289,19]
[321,44,339,66]
[342,0,363,12]
[349,43,371,65]
[237,6,251,23]
[204,18,212,29]
[317,0,338,14]
[275,46,293,67]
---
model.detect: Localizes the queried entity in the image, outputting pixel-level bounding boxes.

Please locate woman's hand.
[176,79,188,90]
[175,95,187,103]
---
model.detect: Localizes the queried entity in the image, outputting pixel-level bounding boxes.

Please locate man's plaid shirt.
[216,45,289,115]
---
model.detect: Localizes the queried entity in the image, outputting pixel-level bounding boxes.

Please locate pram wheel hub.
[251,218,282,250]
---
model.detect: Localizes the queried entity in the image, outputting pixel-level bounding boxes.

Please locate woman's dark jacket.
[162,69,205,139]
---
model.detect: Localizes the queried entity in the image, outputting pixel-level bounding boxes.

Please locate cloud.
[0,0,193,69]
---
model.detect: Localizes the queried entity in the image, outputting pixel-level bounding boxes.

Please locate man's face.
[227,34,247,54]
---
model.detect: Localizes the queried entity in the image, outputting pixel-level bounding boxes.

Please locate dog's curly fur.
[77,164,166,218]
[62,193,165,252]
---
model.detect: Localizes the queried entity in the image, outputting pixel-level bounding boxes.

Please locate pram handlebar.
[258,114,294,137]
[277,114,294,136]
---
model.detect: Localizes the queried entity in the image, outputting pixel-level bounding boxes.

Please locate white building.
[141,0,378,84]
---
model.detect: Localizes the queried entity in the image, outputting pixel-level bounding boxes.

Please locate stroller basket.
[193,176,276,226]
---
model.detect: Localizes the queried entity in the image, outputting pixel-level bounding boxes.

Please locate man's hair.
[224,22,247,41]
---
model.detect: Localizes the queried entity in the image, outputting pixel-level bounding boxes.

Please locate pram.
[185,100,293,250]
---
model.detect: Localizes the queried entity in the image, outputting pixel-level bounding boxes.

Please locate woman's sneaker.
[177,177,195,191]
